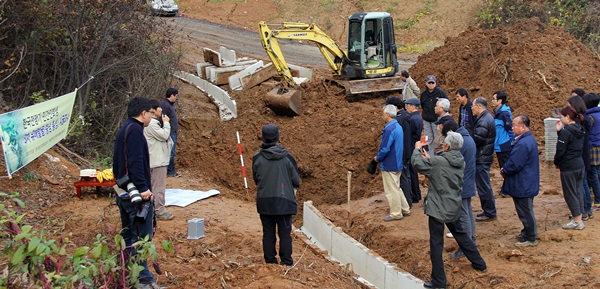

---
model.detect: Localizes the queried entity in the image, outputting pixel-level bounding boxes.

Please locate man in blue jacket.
[374,105,410,221]
[492,91,515,171]
[501,115,539,247]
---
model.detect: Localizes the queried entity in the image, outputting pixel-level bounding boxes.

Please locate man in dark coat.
[161,87,181,177]
[420,75,447,155]
[405,98,423,203]
[471,97,497,222]
[501,114,540,247]
[252,124,300,266]
[113,97,158,288]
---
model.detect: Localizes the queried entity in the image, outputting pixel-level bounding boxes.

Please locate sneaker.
[515,240,538,247]
[451,249,465,259]
[592,205,600,211]
[562,220,585,230]
[403,211,412,217]
[156,212,174,220]
[476,212,485,218]
[515,233,525,242]
[167,173,181,178]
[383,215,403,222]
[446,232,454,238]
[475,215,497,222]
[582,213,589,221]
[588,211,594,219]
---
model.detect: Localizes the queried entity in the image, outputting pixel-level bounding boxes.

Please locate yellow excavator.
[259,12,403,116]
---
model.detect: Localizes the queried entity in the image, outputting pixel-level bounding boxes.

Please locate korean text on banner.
[0,91,77,176]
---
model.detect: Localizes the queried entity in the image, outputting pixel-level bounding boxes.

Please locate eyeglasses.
[146,110,156,115]
[427,82,435,84]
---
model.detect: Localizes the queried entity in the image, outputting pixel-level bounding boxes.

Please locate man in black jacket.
[252,124,300,266]
[420,75,447,155]
[383,96,414,207]
[456,88,475,136]
[161,87,180,177]
[405,98,423,203]
[113,97,158,289]
[471,97,497,222]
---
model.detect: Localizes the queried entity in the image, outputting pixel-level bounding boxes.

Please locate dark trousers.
[408,163,421,202]
[496,151,510,169]
[167,130,178,175]
[476,163,496,217]
[400,167,412,208]
[117,196,155,284]
[260,214,293,266]
[513,197,537,242]
[561,169,584,217]
[428,216,486,287]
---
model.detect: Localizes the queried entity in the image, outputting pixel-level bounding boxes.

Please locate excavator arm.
[258,21,348,87]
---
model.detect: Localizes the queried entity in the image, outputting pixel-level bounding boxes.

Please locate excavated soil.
[2,5,600,289]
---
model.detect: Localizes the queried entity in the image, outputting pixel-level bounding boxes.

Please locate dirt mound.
[410,18,600,137]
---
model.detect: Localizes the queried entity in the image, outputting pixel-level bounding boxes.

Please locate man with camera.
[113,96,159,289]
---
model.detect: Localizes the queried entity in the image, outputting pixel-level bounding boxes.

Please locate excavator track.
[329,76,404,95]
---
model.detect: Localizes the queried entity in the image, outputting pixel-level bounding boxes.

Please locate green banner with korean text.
[0,91,77,177]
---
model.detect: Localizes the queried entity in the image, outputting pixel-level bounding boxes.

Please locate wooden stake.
[346,171,352,228]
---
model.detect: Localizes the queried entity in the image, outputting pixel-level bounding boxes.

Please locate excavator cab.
[345,12,398,79]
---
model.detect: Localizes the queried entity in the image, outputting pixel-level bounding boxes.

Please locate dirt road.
[171,16,416,71]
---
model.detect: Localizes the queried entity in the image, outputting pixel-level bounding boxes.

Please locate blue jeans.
[116,196,155,284]
[167,130,178,176]
[476,163,496,218]
[588,165,600,205]
[458,198,476,243]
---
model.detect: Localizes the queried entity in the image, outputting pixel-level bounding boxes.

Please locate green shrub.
[0,192,174,288]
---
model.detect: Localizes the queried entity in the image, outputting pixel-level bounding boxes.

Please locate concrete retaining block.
[301,201,424,289]
[173,71,237,120]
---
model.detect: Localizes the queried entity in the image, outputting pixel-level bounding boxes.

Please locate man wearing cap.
[399,70,420,101]
[433,98,453,155]
[252,124,300,266]
[374,105,411,221]
[420,75,448,155]
[383,96,414,207]
[405,98,423,203]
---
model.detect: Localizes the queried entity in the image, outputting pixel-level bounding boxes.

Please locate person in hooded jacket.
[555,106,586,230]
[413,132,487,289]
[252,124,300,266]
[492,91,514,169]
[420,75,448,155]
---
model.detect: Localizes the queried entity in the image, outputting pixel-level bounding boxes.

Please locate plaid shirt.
[460,106,470,127]
[591,146,600,166]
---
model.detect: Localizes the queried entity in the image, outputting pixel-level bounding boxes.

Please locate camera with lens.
[135,201,152,221]
[116,175,142,204]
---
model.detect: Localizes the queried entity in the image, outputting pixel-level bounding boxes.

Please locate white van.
[149,0,178,16]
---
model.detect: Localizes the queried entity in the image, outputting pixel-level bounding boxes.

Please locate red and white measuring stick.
[236,131,249,197]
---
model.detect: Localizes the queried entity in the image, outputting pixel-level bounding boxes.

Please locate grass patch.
[397,41,442,54]
[395,0,437,29]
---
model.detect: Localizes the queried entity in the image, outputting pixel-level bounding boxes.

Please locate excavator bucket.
[264,87,302,116]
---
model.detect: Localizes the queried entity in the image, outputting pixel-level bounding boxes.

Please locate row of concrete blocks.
[301,201,424,289]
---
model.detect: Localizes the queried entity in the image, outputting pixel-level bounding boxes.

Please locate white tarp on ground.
[165,189,220,207]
